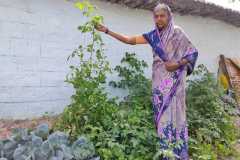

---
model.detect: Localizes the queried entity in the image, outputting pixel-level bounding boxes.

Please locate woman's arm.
[95,24,147,45]
[165,58,189,72]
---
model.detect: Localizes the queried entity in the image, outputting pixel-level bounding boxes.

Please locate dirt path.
[0,115,58,139]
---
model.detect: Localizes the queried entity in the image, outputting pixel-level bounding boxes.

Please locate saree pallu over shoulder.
[143,26,198,160]
[143,29,168,62]
[174,26,198,75]
[142,27,198,76]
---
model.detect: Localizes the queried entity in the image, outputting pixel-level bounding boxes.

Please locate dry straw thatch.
[100,0,240,27]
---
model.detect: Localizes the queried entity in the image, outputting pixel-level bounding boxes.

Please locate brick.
[0,71,40,87]
[0,56,18,72]
[0,86,73,102]
[0,21,29,39]
[40,71,69,87]
[0,100,70,119]
[0,38,10,55]
[39,57,69,72]
[10,39,41,57]
[40,41,75,58]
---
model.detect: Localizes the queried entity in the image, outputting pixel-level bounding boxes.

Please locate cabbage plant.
[0,123,99,160]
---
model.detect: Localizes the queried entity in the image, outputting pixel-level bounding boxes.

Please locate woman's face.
[154,9,169,29]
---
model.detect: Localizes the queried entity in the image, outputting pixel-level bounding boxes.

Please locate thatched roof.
[218,55,240,105]
[100,0,240,27]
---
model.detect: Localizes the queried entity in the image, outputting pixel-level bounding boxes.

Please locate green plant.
[54,0,115,136]
[186,64,240,159]
[0,123,99,160]
[53,1,240,160]
[109,52,151,105]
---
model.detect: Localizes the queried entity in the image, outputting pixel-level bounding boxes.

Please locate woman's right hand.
[94,23,108,33]
[94,23,147,45]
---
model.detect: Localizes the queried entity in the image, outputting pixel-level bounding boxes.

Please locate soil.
[0,115,59,139]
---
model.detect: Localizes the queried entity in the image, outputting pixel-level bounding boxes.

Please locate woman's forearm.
[178,58,189,66]
[106,29,136,45]
[165,58,189,72]
[94,24,139,45]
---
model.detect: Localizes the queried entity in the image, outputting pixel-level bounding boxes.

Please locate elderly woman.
[95,3,198,160]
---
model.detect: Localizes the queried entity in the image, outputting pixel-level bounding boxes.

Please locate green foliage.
[54,1,164,159]
[54,1,240,160]
[57,47,189,159]
[109,52,151,108]
[55,0,114,138]
[186,64,240,159]
[54,4,179,158]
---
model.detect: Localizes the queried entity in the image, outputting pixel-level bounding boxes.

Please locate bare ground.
[0,115,58,139]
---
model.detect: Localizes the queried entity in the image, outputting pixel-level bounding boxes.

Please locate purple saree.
[142,6,198,160]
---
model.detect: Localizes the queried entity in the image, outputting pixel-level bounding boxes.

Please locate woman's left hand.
[164,61,179,72]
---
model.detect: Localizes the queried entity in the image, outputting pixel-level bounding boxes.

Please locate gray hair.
[153,3,172,16]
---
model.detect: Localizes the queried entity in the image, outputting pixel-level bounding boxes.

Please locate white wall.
[0,0,239,119]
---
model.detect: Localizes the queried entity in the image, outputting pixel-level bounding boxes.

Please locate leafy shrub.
[54,1,240,159]
[53,1,168,159]
[186,64,240,159]
[55,49,180,159]
[0,123,99,160]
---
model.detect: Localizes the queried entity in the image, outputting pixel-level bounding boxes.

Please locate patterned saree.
[142,8,198,160]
